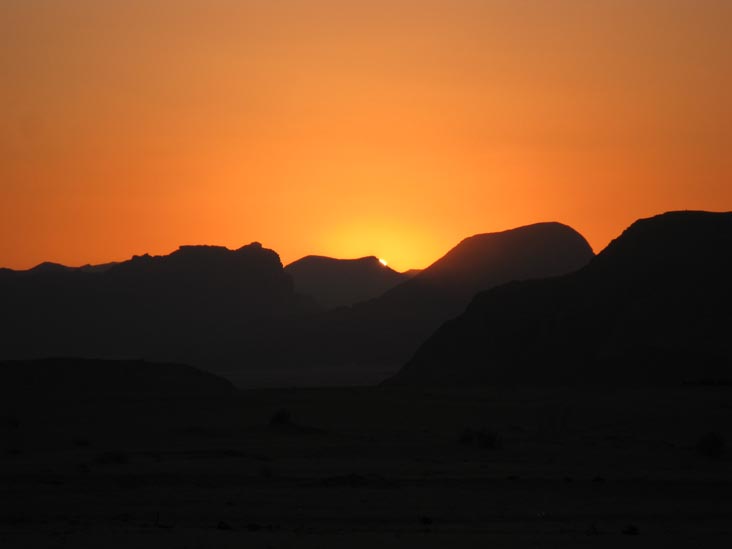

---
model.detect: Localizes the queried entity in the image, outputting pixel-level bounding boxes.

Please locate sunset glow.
[2,1,731,272]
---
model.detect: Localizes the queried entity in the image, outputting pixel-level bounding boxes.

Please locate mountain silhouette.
[387,211,732,386]
[263,222,594,374]
[285,255,408,309]
[0,224,593,385]
[0,242,308,366]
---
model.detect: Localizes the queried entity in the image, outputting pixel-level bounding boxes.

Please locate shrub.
[93,450,129,465]
[458,428,500,449]
[269,408,292,426]
[696,432,726,459]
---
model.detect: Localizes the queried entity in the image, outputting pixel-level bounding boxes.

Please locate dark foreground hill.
[0,358,236,399]
[264,223,594,374]
[388,211,732,386]
[285,255,408,309]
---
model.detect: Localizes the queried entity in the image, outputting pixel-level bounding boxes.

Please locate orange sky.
[2,0,730,271]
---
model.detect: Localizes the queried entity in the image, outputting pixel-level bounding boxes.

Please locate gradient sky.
[2,0,730,271]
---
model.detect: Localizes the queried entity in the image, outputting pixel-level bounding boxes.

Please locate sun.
[379,258,388,267]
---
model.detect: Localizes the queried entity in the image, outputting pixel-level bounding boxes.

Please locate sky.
[1,0,730,271]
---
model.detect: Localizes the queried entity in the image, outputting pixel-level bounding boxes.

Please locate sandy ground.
[2,385,731,547]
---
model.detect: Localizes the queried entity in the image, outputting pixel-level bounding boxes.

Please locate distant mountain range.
[387,211,732,386]
[0,224,595,384]
[7,212,730,388]
[3,261,120,274]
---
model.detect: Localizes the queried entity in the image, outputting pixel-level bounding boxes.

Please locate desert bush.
[259,464,275,479]
[72,436,91,447]
[458,428,500,449]
[93,450,129,465]
[696,432,726,459]
[1,415,20,431]
[269,408,292,426]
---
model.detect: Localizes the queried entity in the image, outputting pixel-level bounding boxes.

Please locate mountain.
[387,211,732,386]
[0,224,594,386]
[285,255,407,309]
[265,222,594,374]
[0,242,306,367]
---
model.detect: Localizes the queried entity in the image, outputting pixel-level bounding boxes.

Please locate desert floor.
[2,384,731,547]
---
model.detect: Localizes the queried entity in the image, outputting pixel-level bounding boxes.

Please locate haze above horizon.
[2,0,731,272]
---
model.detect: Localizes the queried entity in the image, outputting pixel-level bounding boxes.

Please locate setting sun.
[379,259,388,267]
